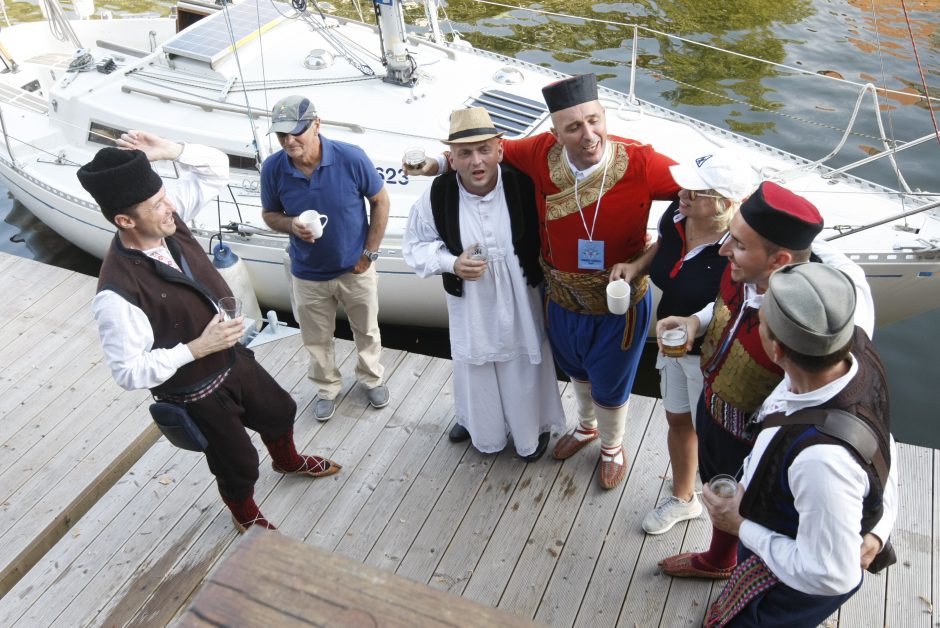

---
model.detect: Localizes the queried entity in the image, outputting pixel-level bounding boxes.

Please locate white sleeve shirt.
[740,356,899,595]
[92,143,230,391]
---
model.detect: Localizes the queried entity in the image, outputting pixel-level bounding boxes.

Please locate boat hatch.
[468,90,547,137]
[163,0,285,70]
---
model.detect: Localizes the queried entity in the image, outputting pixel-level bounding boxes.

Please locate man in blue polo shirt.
[262,95,391,420]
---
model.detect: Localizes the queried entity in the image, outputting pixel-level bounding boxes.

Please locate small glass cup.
[403,147,426,174]
[218,296,242,321]
[470,243,488,261]
[661,327,688,358]
[708,474,738,498]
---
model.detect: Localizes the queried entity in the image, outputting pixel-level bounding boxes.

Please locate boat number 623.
[376,166,410,185]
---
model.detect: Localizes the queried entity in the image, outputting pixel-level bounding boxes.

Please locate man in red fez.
[655,181,888,579]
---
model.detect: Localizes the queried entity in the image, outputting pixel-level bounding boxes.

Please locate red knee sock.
[693,528,738,570]
[262,428,304,471]
[221,492,275,531]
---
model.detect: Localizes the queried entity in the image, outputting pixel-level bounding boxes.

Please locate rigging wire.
[219,0,264,168]
[899,0,940,149]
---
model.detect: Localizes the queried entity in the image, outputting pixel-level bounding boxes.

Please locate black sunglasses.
[276,120,312,138]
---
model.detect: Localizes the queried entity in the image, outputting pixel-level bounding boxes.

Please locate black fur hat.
[77,148,163,223]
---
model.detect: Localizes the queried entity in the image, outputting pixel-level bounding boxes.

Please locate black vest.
[429,163,542,297]
[739,328,892,538]
[97,216,235,396]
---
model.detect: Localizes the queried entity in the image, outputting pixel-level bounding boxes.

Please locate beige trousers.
[292,265,384,399]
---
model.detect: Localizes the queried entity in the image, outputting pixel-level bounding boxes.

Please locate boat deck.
[0,252,935,627]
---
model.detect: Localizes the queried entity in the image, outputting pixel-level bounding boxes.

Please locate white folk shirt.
[739,354,899,596]
[91,143,230,390]
[403,169,546,365]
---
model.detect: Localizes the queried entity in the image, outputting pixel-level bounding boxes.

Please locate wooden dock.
[0,252,936,627]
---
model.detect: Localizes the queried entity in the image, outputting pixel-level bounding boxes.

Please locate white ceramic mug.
[606,279,631,315]
[298,209,329,239]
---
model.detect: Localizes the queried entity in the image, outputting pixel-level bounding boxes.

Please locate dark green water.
[2,0,938,447]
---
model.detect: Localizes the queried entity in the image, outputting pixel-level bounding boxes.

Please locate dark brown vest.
[739,328,892,538]
[97,216,235,396]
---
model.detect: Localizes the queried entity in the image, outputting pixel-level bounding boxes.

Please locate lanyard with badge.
[575,155,610,270]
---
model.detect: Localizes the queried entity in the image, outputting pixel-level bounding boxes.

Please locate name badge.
[578,239,604,270]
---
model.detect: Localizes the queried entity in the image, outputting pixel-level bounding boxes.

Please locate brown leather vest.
[97,216,235,396]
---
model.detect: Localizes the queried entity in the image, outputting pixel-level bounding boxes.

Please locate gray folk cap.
[763,263,856,356]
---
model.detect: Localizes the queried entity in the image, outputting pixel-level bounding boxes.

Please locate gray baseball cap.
[268,95,318,135]
[763,263,856,356]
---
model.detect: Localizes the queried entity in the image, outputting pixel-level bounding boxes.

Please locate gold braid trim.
[539,255,649,315]
[544,141,630,222]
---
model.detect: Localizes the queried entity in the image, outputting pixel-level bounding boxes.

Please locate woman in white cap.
[614,147,757,535]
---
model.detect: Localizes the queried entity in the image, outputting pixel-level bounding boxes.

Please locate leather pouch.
[149,401,208,452]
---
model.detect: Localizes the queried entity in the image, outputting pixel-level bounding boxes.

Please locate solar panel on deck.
[163,1,286,66]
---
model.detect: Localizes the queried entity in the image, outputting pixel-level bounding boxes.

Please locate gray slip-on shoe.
[314,396,335,421]
[366,384,389,408]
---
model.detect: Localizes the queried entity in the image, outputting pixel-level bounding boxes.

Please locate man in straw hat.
[403,107,569,460]
[262,95,391,421]
[415,74,680,489]
[656,181,889,579]
[701,262,897,627]
[78,130,340,533]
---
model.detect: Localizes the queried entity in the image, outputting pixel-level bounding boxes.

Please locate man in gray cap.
[79,129,340,534]
[403,107,569,461]
[261,95,391,421]
[699,263,897,627]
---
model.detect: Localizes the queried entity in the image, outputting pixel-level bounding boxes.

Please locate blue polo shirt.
[261,135,384,280]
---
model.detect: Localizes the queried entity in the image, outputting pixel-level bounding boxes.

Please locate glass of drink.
[404,147,426,174]
[661,327,688,358]
[218,296,242,321]
[470,244,488,261]
[708,474,738,498]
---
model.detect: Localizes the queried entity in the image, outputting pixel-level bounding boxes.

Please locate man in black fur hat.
[78,130,340,533]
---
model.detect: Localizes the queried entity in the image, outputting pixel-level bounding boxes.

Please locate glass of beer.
[708,474,738,498]
[661,326,688,358]
[404,147,426,174]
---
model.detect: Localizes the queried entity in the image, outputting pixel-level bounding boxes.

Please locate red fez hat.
[740,182,823,250]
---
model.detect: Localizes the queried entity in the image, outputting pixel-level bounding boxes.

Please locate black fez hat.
[76,148,163,222]
[542,73,599,113]
[740,181,824,250]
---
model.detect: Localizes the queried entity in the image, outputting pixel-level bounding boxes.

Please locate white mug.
[606,279,631,315]
[298,209,329,239]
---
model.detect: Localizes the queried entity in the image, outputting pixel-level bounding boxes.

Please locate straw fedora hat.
[443,107,504,144]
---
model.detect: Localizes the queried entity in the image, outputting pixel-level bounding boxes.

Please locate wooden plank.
[576,400,698,627]
[177,528,534,627]
[424,448,528,594]
[531,394,656,627]
[885,443,934,627]
[0,438,184,625]
[2,333,318,624]
[334,361,455,563]
[0,255,71,322]
[302,353,450,552]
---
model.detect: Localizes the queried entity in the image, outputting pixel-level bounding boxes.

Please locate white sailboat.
[0,0,938,328]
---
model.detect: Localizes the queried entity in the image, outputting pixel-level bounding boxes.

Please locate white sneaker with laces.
[642,494,703,535]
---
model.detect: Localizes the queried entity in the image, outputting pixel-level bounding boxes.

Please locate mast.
[371,0,415,86]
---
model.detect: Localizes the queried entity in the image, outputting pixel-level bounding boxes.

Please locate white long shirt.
[91,143,230,390]
[402,170,546,365]
[739,354,899,596]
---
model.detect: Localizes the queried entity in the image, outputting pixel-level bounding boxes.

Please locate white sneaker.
[642,494,703,535]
